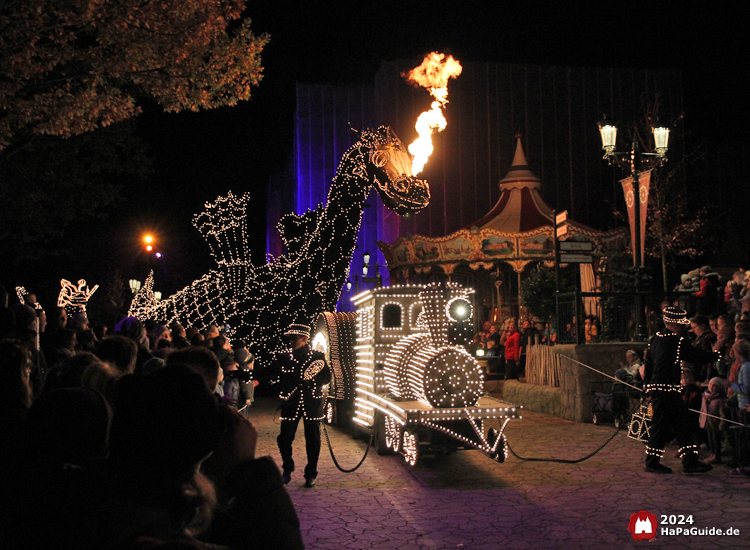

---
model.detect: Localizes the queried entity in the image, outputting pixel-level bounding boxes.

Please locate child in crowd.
[700,377,726,464]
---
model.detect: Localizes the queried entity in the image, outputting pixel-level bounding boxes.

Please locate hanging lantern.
[652,125,670,156]
[129,279,142,293]
[598,118,618,157]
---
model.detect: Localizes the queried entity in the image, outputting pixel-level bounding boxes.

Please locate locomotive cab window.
[382,304,402,328]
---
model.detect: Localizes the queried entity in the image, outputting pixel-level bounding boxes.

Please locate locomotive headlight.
[446,297,472,322]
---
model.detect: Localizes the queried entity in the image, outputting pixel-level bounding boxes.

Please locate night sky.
[76,2,750,300]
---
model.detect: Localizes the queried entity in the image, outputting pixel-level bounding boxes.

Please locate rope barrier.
[506,423,623,463]
[322,423,373,473]
[560,355,749,428]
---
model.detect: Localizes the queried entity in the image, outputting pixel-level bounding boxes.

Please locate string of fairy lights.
[347,282,519,465]
[130,127,428,365]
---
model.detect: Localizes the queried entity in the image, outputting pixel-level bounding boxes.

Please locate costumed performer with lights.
[642,307,719,474]
[272,323,331,488]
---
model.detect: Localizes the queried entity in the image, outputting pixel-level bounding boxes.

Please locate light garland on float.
[127,128,429,365]
[348,282,519,465]
[57,279,98,315]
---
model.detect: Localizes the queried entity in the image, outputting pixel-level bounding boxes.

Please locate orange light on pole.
[143,234,154,252]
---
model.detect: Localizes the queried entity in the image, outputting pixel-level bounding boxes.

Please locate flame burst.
[404,52,462,174]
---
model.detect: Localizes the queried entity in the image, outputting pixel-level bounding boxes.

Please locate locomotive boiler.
[314,282,519,466]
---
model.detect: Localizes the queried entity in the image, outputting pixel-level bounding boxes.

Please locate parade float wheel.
[402,430,419,466]
[375,412,394,455]
[384,414,402,452]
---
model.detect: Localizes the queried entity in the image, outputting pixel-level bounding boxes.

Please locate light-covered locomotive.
[314,282,519,466]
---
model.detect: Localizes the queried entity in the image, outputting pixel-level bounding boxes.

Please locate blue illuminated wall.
[267,61,683,311]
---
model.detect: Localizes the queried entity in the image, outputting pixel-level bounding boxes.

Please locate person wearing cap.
[692,266,718,315]
[272,323,331,488]
[642,307,720,474]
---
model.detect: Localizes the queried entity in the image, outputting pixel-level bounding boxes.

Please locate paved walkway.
[247,396,749,550]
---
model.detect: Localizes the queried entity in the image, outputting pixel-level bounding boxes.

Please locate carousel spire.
[499,137,541,191]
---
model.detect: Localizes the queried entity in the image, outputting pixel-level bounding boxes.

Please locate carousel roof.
[466,138,554,233]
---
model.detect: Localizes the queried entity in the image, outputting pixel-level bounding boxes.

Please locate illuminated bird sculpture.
[131,127,430,364]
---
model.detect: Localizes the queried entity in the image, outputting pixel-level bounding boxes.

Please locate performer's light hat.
[283,323,311,338]
[663,306,690,325]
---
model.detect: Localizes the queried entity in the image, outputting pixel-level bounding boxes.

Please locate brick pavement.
[247,396,749,550]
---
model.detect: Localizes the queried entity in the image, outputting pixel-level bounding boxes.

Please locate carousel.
[378,137,624,326]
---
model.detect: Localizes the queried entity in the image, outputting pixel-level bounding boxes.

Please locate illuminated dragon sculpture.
[130,127,430,363]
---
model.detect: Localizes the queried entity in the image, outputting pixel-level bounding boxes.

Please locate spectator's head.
[700,265,712,277]
[166,346,221,392]
[626,350,638,364]
[735,321,750,338]
[205,324,220,340]
[22,387,112,469]
[709,314,720,335]
[151,324,171,344]
[482,321,490,332]
[113,317,147,347]
[717,314,734,333]
[48,307,68,330]
[708,377,725,396]
[690,315,710,336]
[52,328,78,354]
[170,323,186,338]
[191,333,205,346]
[42,352,100,393]
[96,335,138,376]
[79,362,119,405]
[11,303,37,333]
[213,335,230,351]
[732,339,750,360]
[0,338,33,409]
[70,312,89,331]
[681,369,695,386]
[109,365,222,533]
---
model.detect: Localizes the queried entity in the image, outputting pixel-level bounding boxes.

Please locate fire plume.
[404,52,462,174]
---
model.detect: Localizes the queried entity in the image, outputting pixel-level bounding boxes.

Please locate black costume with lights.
[272,324,332,484]
[642,307,719,473]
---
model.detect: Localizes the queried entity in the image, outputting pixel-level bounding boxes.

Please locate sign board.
[556,224,568,238]
[559,241,593,252]
[559,253,593,264]
[555,211,568,225]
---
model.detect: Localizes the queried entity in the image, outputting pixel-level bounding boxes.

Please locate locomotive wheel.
[375,413,394,455]
[402,430,419,466]
[384,414,401,451]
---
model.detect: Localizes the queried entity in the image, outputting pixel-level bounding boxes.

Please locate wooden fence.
[524,344,564,387]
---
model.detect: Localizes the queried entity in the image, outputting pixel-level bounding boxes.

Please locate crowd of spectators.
[0,283,304,549]
[658,266,750,474]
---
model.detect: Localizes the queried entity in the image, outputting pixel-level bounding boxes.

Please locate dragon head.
[362,126,430,215]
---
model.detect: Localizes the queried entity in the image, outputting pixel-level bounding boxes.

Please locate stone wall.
[503,343,647,423]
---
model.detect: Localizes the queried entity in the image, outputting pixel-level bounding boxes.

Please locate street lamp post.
[359,251,383,291]
[598,118,671,341]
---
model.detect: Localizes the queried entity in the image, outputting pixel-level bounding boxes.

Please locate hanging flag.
[638,170,651,267]
[620,176,637,267]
